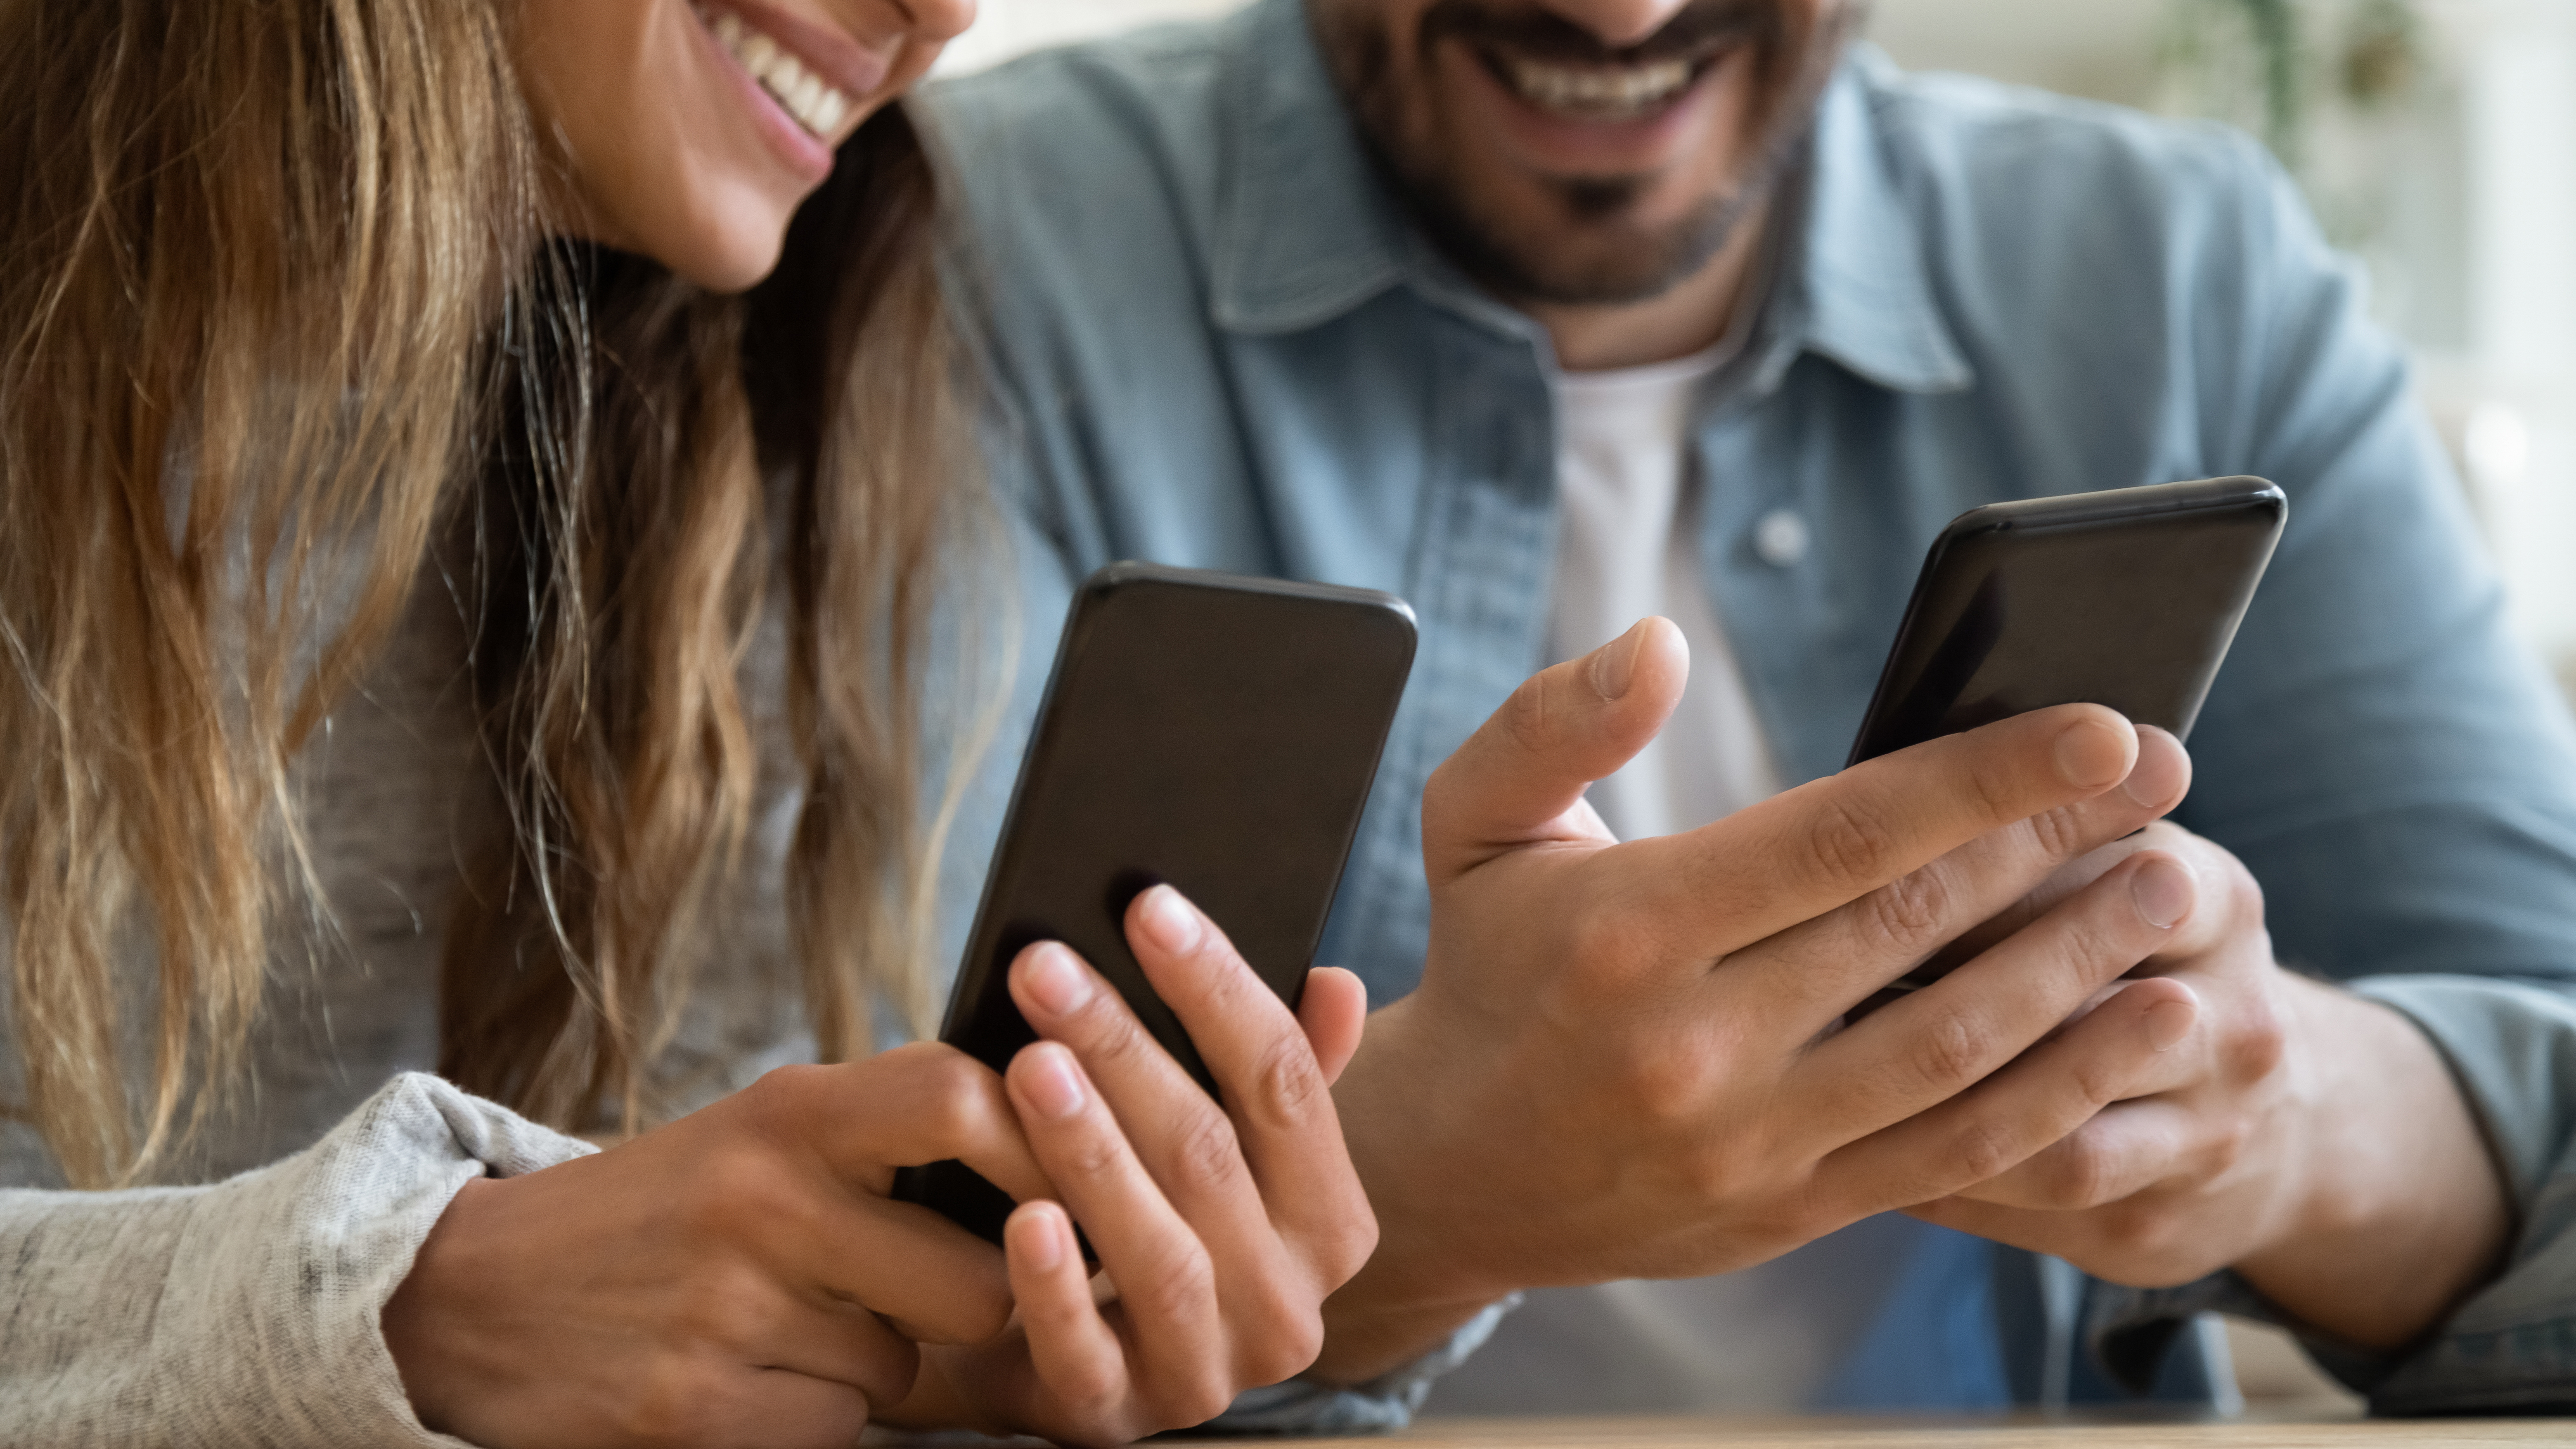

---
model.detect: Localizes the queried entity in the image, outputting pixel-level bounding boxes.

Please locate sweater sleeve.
[0,1072,595,1448]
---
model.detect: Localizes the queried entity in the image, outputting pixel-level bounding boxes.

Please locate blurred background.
[943,0,2576,707]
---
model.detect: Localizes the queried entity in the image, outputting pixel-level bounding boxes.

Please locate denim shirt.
[926,0,2576,1418]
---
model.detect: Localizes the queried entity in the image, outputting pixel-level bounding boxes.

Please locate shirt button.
[1754,509,1811,568]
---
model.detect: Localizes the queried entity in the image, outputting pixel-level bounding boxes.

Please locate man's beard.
[1315,0,1860,308]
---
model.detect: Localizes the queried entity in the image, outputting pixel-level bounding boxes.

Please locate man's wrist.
[1309,996,1515,1385]
[2232,978,2510,1350]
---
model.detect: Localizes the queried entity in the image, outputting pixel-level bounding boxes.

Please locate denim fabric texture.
[925,0,2576,1418]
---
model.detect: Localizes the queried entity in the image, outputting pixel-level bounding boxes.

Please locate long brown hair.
[0,0,978,1186]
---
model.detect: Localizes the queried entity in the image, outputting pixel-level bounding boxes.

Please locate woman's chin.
[656,222,791,295]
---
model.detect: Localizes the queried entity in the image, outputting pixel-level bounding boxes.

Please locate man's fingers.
[1944,1097,2209,1212]
[1815,974,2203,1215]
[1724,730,2194,1036]
[1421,617,1687,882]
[1627,705,2148,953]
[1798,853,2199,1148]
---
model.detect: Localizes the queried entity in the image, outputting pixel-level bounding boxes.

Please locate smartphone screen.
[1849,476,2288,766]
[896,562,1417,1242]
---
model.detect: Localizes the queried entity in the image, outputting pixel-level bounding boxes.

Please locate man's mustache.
[1416,0,1786,67]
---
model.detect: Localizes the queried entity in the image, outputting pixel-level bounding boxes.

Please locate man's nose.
[1537,0,1700,50]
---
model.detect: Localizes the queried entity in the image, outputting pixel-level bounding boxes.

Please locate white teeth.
[1504,56,1698,119]
[701,6,856,139]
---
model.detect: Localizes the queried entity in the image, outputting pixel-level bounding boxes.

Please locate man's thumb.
[1421,616,1688,882]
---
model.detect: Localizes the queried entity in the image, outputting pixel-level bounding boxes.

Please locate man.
[927,0,2576,1421]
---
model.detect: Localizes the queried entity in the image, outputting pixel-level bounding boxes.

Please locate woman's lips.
[700,0,892,113]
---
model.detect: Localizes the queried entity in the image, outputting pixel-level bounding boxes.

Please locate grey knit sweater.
[0,571,815,1446]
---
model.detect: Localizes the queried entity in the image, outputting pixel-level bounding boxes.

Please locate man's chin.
[1404,173,1753,309]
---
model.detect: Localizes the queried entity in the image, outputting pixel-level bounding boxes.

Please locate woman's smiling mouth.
[700,4,855,137]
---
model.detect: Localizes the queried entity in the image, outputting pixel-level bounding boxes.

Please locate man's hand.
[1910,824,2513,1351]
[1312,618,2205,1383]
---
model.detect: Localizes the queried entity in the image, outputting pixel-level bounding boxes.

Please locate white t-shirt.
[1423,346,1936,1415]
[1544,343,1781,836]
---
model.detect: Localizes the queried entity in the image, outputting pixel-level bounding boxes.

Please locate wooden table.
[1156,1414,2572,1447]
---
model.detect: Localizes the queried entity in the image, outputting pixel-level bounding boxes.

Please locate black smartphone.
[1849,476,2288,766]
[893,562,1418,1245]
[1841,477,2286,1015]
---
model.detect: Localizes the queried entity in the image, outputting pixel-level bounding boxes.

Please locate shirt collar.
[1772,46,1975,395]
[1212,4,1975,397]
[1210,0,1411,334]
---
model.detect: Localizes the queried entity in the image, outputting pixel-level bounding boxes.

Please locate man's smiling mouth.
[698,4,853,137]
[1482,47,1722,123]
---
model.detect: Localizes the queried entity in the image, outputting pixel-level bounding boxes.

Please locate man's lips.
[1471,42,1736,125]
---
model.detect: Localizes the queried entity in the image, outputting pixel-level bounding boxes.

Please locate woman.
[0,2,1376,1446]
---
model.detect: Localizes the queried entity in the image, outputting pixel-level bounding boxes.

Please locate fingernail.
[2053,715,2131,790]
[2130,856,2196,931]
[1019,1044,1086,1120]
[1015,1205,1066,1272]
[2121,727,2189,809]
[1021,944,1092,1017]
[1139,885,1203,956]
[1589,620,1648,701]
[2146,997,2197,1053]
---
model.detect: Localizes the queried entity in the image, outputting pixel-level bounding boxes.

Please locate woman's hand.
[381,881,1373,1449]
[886,884,1376,1446]
[380,1040,1049,1449]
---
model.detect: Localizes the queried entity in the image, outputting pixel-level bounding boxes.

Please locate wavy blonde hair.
[0,0,978,1186]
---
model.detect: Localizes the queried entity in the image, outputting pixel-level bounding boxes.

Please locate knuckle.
[1949,1117,2023,1188]
[1565,897,1643,975]
[1499,673,1557,756]
[2097,1200,2185,1262]
[1804,796,1903,895]
[1249,1029,1327,1126]
[921,1051,1004,1136]
[2044,1136,2120,1210]
[1676,1144,1750,1207]
[1257,1307,1328,1384]
[1082,1008,1155,1073]
[738,1063,824,1136]
[680,1152,796,1239]
[1860,866,1951,956]
[1906,1010,1991,1095]
[1132,1243,1217,1326]
[2065,1044,2133,1115]
[1964,748,2029,826]
[1167,1106,1247,1199]
[1061,1127,1127,1184]
[1328,1203,1382,1287]
[2227,998,2289,1084]
[1615,1049,1713,1124]
[2022,801,2091,862]
[1047,1354,1127,1423]
[618,1371,724,1449]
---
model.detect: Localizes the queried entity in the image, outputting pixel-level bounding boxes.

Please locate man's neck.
[1525,203,1773,374]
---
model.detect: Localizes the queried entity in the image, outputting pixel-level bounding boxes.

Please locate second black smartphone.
[893,562,1418,1245]
[1849,476,2288,765]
